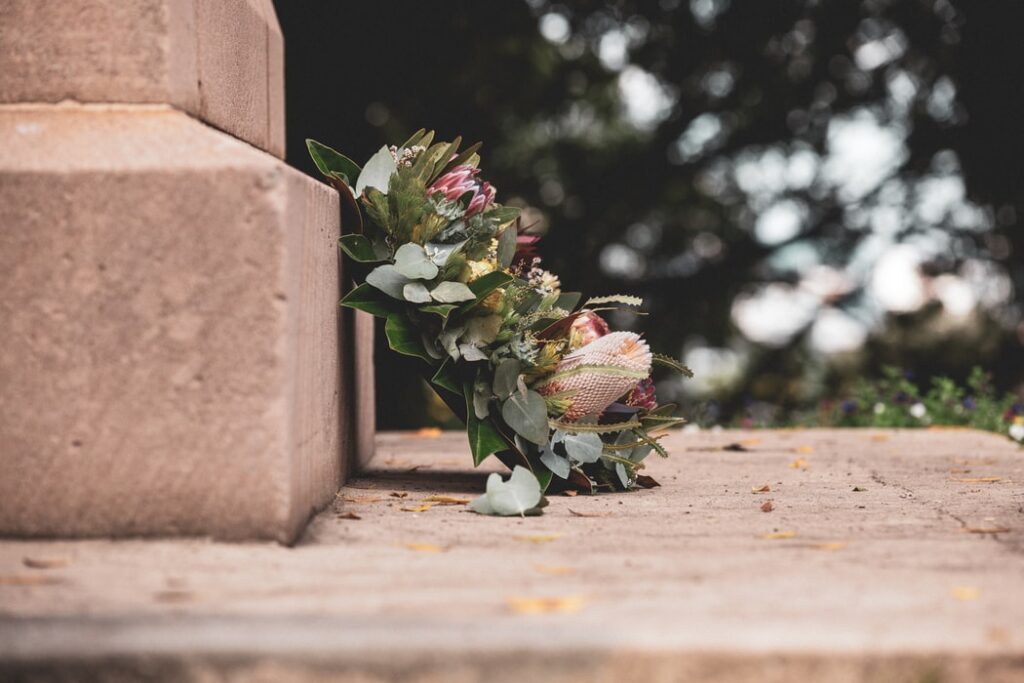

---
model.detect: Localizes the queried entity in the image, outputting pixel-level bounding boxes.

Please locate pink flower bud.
[568,310,609,350]
[429,165,495,217]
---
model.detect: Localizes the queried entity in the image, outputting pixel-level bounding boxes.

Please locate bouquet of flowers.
[308,131,690,513]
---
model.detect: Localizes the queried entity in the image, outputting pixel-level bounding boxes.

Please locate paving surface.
[1,429,1023,682]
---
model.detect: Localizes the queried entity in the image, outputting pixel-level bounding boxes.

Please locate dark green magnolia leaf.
[340,283,399,318]
[420,303,457,319]
[485,206,521,225]
[464,382,510,466]
[554,292,582,312]
[385,314,435,363]
[306,139,362,186]
[501,389,550,445]
[466,271,513,304]
[431,359,462,394]
[339,234,382,263]
[534,468,554,493]
[496,224,517,269]
[356,145,397,196]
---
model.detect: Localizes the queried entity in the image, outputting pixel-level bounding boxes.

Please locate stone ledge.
[0,430,1020,680]
[0,105,345,542]
[0,0,285,157]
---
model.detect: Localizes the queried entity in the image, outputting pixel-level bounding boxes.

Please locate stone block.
[0,105,349,542]
[0,0,285,157]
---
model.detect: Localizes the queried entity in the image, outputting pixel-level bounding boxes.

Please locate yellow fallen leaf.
[0,574,63,586]
[740,438,761,446]
[751,484,771,493]
[423,495,469,505]
[951,586,979,601]
[533,564,576,576]
[964,527,1010,534]
[762,531,797,540]
[788,458,810,469]
[814,542,848,551]
[342,495,384,504]
[401,503,436,513]
[794,445,814,454]
[414,427,443,438]
[506,595,590,615]
[953,477,1003,483]
[869,434,889,442]
[403,543,444,553]
[516,534,561,544]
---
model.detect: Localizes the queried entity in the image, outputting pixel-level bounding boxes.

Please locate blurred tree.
[276,0,1023,428]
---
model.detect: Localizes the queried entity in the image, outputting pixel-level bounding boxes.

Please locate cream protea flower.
[535,331,652,421]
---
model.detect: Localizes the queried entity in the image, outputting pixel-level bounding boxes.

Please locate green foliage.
[338,234,382,263]
[306,139,361,187]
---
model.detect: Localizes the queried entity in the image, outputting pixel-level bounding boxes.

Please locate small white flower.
[1010,424,1024,442]
[874,402,886,415]
[910,403,927,419]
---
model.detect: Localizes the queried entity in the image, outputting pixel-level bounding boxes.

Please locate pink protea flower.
[429,165,495,217]
[624,377,657,412]
[536,331,652,421]
[568,310,609,350]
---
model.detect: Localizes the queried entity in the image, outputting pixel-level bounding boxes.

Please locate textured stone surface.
[0,0,285,157]
[0,429,1021,681]
[0,105,342,542]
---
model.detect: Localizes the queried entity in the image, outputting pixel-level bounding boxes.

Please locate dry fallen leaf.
[951,586,979,601]
[852,486,867,492]
[404,543,444,553]
[0,574,63,586]
[336,512,361,520]
[414,427,443,438]
[788,458,810,469]
[760,501,774,513]
[390,492,409,499]
[794,445,814,454]
[761,531,797,540]
[423,495,469,505]
[533,564,577,576]
[869,434,889,442]
[516,534,561,544]
[964,526,1010,535]
[563,490,578,497]
[22,557,70,570]
[751,484,771,493]
[814,542,848,551]
[953,477,1003,483]
[153,590,193,603]
[740,438,761,446]
[401,503,435,513]
[568,509,609,518]
[506,595,590,615]
[722,443,750,452]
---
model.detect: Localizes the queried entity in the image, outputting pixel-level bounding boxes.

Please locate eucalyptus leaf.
[439,326,465,360]
[402,282,432,303]
[366,264,411,300]
[501,390,550,445]
[464,315,502,345]
[431,281,476,303]
[468,467,542,516]
[472,376,491,419]
[394,243,439,280]
[459,343,488,362]
[539,446,571,479]
[493,359,522,400]
[425,240,468,267]
[355,145,397,196]
[563,432,604,464]
[615,462,630,488]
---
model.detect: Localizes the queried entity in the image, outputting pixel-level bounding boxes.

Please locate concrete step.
[1,429,1022,681]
